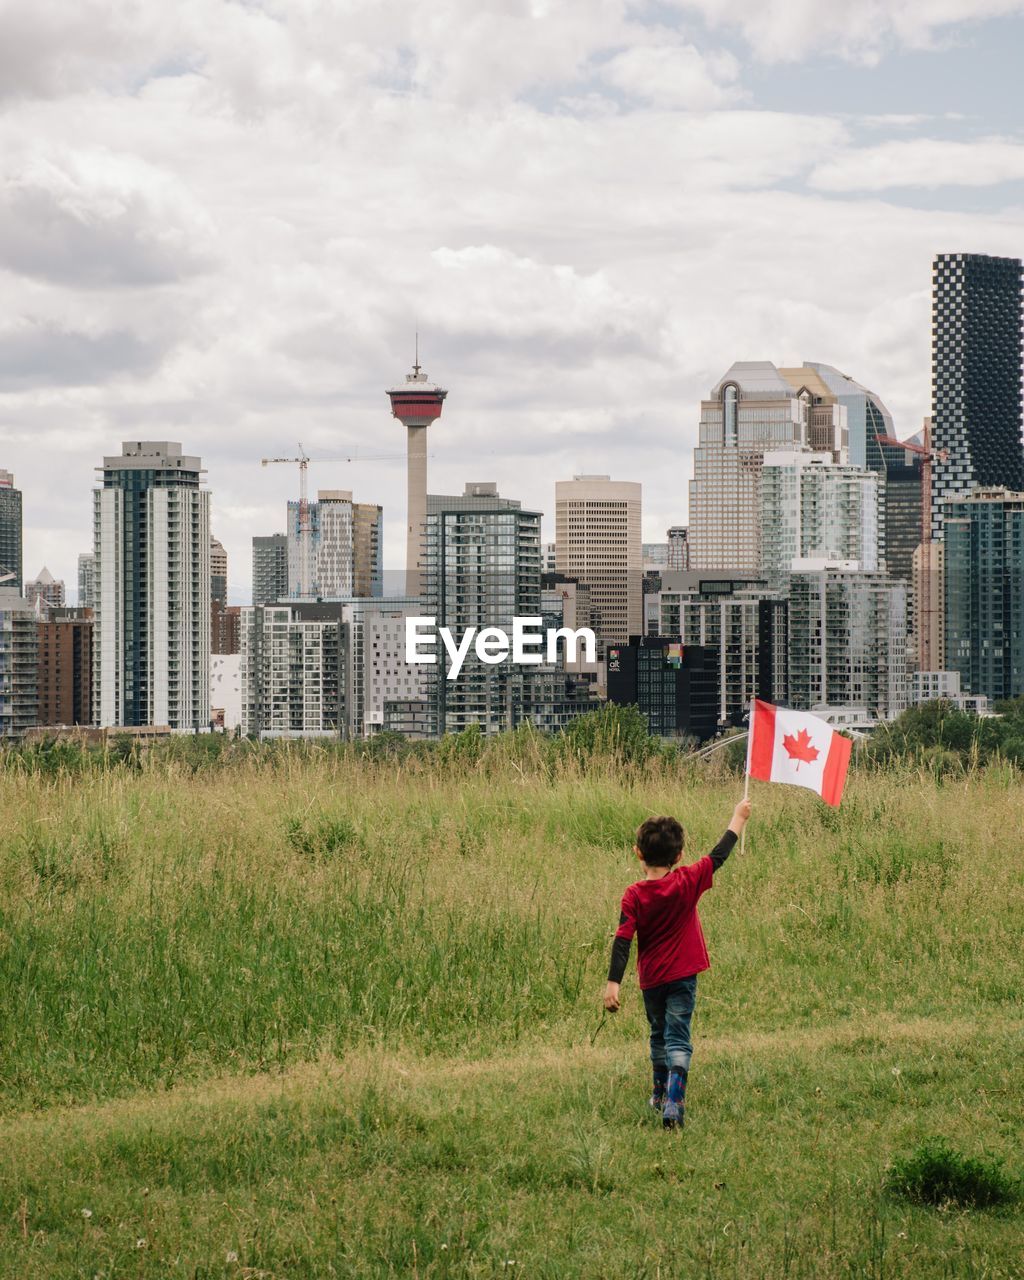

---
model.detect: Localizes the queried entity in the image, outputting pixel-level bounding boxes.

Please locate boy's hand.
[603,981,621,1012]
[729,798,752,834]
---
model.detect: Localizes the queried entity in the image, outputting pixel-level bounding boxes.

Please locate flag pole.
[741,699,753,855]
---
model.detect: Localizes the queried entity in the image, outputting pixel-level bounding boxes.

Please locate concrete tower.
[387,353,447,597]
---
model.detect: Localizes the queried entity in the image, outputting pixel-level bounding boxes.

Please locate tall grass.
[1,742,1021,1113]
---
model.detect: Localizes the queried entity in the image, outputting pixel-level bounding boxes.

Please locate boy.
[604,798,752,1129]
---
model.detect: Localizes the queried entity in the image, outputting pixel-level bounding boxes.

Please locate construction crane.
[260,446,405,599]
[874,425,948,670]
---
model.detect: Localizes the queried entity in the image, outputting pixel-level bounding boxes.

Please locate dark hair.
[636,816,685,867]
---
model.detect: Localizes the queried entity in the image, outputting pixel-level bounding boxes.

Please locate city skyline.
[3,3,1024,597]
[0,303,1017,610]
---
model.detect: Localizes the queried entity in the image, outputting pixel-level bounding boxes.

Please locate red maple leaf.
[782,727,819,769]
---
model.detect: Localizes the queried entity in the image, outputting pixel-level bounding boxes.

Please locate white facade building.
[93,442,210,731]
[761,451,883,573]
[342,598,428,737]
[240,603,342,738]
[787,565,907,722]
[211,654,242,732]
[240,596,428,740]
[912,669,990,715]
[286,490,382,600]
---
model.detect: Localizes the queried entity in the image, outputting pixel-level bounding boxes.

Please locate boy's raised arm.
[710,798,752,870]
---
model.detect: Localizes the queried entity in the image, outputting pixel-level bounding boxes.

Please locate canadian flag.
[745,699,852,807]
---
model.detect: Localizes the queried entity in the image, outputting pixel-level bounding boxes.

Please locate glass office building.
[944,487,1024,701]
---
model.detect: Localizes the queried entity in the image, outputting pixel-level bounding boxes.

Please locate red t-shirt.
[614,856,714,989]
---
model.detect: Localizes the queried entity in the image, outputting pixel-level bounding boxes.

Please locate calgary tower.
[387,343,447,597]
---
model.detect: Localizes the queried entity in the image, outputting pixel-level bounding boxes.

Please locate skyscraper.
[866,432,922,587]
[37,608,93,727]
[944,487,1024,701]
[913,541,945,671]
[252,534,288,605]
[93,442,211,730]
[657,574,788,727]
[241,602,344,738]
[423,483,542,735]
[666,526,689,571]
[288,490,352,599]
[554,475,642,655]
[689,362,896,572]
[210,536,228,606]
[388,358,447,598]
[787,567,907,720]
[77,553,96,609]
[0,587,37,737]
[0,470,23,591]
[352,502,383,597]
[930,253,1024,540]
[761,452,883,573]
[284,491,382,599]
[689,363,845,571]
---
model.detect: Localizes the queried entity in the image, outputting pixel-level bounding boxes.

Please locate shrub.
[885,1138,1018,1209]
[285,814,361,860]
[557,703,659,768]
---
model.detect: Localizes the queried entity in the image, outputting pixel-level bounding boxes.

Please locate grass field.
[0,743,1022,1277]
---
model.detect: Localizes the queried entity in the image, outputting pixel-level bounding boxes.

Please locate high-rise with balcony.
[787,568,907,721]
[761,452,883,573]
[554,475,641,654]
[252,534,288,605]
[930,254,1024,540]
[423,483,542,735]
[37,607,93,727]
[93,441,211,730]
[0,470,22,592]
[0,587,37,737]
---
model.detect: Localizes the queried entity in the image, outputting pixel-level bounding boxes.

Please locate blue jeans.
[642,975,697,1073]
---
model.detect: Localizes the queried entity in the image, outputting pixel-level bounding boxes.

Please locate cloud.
[0,0,187,101]
[0,144,217,287]
[0,318,165,389]
[0,0,1020,602]
[667,0,1024,64]
[600,40,742,110]
[810,138,1024,190]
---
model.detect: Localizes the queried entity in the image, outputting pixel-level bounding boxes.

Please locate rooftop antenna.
[413,331,421,377]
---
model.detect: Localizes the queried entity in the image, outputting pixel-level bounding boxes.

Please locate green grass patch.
[886,1138,1019,1209]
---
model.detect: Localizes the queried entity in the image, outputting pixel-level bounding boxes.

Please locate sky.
[1,0,1024,602]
